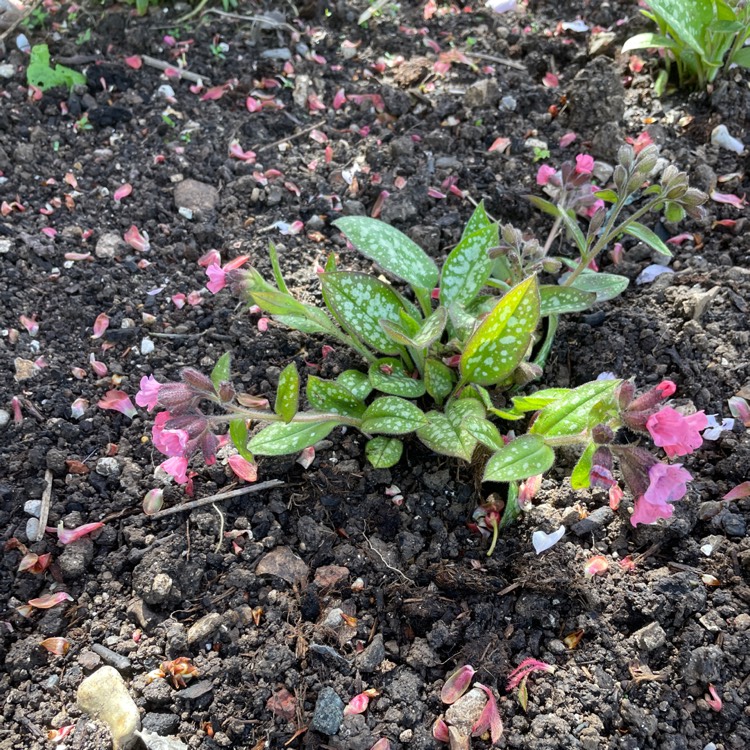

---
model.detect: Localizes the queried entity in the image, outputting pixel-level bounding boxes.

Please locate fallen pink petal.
[710,189,746,208]
[143,488,165,515]
[124,55,142,69]
[124,225,150,253]
[19,314,39,336]
[559,131,577,147]
[343,692,370,715]
[441,664,475,704]
[584,555,609,577]
[49,522,104,545]
[705,684,722,712]
[113,183,133,202]
[727,396,750,427]
[506,658,555,691]
[27,592,74,609]
[723,482,750,501]
[472,683,503,743]
[296,446,315,470]
[98,390,137,419]
[89,354,108,377]
[228,455,258,482]
[432,718,450,743]
[91,313,110,339]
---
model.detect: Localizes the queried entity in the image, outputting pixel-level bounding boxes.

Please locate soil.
[1,1,749,749]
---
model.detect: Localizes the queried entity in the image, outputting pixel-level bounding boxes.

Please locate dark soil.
[1,1,749,749]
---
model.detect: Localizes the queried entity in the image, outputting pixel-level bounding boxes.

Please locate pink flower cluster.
[204,254,250,294]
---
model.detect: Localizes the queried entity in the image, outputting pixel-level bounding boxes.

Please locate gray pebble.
[24,500,42,518]
[356,634,385,673]
[25,517,40,541]
[0,409,10,428]
[572,506,614,536]
[187,612,223,646]
[261,47,292,61]
[91,643,132,672]
[96,457,121,477]
[311,687,344,735]
[142,712,180,736]
[630,622,666,652]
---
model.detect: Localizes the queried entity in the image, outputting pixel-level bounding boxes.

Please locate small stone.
[95,232,124,259]
[720,512,746,537]
[309,644,351,674]
[356,634,385,673]
[572,506,614,536]
[24,500,42,518]
[78,650,103,671]
[261,47,292,60]
[631,622,666,652]
[173,179,219,219]
[733,614,750,631]
[91,644,132,672]
[96,457,120,477]
[187,613,223,645]
[25,518,40,541]
[127,599,160,631]
[142,713,180,736]
[139,729,189,750]
[77,666,141,748]
[0,409,10,428]
[311,687,345,736]
[150,573,175,605]
[314,565,349,588]
[683,646,723,685]
[256,546,309,585]
[405,638,440,669]
[445,687,487,734]
[58,540,94,579]
[175,680,214,704]
[464,79,500,109]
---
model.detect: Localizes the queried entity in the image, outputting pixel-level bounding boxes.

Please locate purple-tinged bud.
[181,368,216,394]
[441,665,475,705]
[218,381,235,402]
[199,431,219,464]
[165,414,208,439]
[157,382,198,412]
[610,445,658,499]
[616,380,635,410]
[592,424,614,445]
[432,718,450,743]
[628,380,676,412]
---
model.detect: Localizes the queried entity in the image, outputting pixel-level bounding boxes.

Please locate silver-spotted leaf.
[530,379,621,438]
[416,411,475,461]
[424,358,455,405]
[483,434,555,483]
[248,420,341,455]
[369,358,426,398]
[412,306,448,348]
[463,416,505,452]
[539,286,596,316]
[337,370,372,400]
[361,397,426,435]
[321,272,408,355]
[210,353,231,392]
[334,216,439,291]
[460,275,540,386]
[568,271,629,302]
[306,376,366,418]
[512,388,572,413]
[275,363,299,422]
[365,436,403,468]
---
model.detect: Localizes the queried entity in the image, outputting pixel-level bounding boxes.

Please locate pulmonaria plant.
[134,145,707,530]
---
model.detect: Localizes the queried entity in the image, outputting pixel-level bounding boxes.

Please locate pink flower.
[575,154,594,175]
[136,375,161,411]
[228,455,258,482]
[206,263,226,294]
[98,390,137,418]
[630,463,692,526]
[536,164,556,185]
[152,412,190,457]
[161,456,189,484]
[646,406,708,458]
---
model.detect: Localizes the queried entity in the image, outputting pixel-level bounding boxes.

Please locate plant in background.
[623,0,750,91]
[133,145,708,532]
[26,44,86,91]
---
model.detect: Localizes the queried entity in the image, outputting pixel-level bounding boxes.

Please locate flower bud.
[501,224,523,248]
[634,144,659,174]
[157,382,198,412]
[660,164,679,187]
[592,424,614,444]
[615,380,635,410]
[218,381,235,402]
[680,187,707,207]
[612,164,628,192]
[441,665,475,705]
[627,379,676,413]
[587,206,606,235]
[181,368,216,394]
[610,445,657,499]
[617,144,635,170]
[541,258,562,273]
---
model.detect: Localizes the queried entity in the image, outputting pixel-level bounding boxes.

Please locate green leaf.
[369,358,426,398]
[365,436,403,468]
[417,411,476,460]
[361,397,426,435]
[511,387,572,413]
[527,195,562,219]
[731,46,750,69]
[274,314,332,335]
[250,288,311,317]
[248,419,341,455]
[621,32,681,53]
[267,242,290,294]
[440,203,497,307]
[472,384,524,420]
[483,434,554,483]
[570,442,596,490]
[27,44,87,91]
[530,379,621,439]
[558,208,587,256]
[275,363,299,422]
[539,286,597,316]
[334,216,439,291]
[412,306,448,348]
[569,271,629,302]
[337,370,372,400]
[463,416,505,452]
[640,0,713,57]
[594,189,619,203]
[211,353,231,391]
[460,275,541,386]
[424,358,455,405]
[321,272,408,355]
[306,376,366,418]
[625,221,672,258]
[229,419,254,462]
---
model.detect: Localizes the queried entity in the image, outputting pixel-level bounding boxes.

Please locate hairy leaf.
[365,436,403,468]
[337,370,372,400]
[248,420,341,455]
[568,271,629,302]
[306,376,366,418]
[539,286,597,316]
[570,443,597,490]
[229,419,254,462]
[625,221,672,258]
[275,363,300,422]
[369,358,426,398]
[483,434,555,483]
[210,353,231,392]
[424,358,455,405]
[361,397,426,435]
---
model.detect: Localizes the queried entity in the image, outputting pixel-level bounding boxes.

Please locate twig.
[149,480,284,519]
[362,532,414,584]
[0,0,41,42]
[212,502,225,554]
[468,52,527,72]
[140,55,211,86]
[203,9,296,34]
[36,469,52,542]
[252,119,327,154]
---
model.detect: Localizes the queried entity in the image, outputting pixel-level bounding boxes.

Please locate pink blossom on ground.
[198,249,221,267]
[206,263,226,294]
[647,406,708,458]
[98,390,137,418]
[536,164,556,185]
[50,522,104,544]
[630,463,692,526]
[136,375,161,411]
[575,154,595,175]
[228,455,258,482]
[161,456,189,484]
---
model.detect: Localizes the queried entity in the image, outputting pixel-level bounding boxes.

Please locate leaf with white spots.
[416,411,476,460]
[412,306,448,349]
[274,314,333,335]
[365,436,403,468]
[570,442,596,490]
[306,376,366,418]
[511,387,572,413]
[334,217,439,292]
[539,286,596,316]
[337,370,372,400]
[440,202,497,307]
[275,363,299,422]
[369,359,426,398]
[567,271,629,302]
[210,352,231,392]
[248,420,342,455]
[424,358,455,405]
[460,275,540,386]
[321,272,409,355]
[483,434,555,483]
[361,397,426,435]
[463,416,505,452]
[530,379,621,439]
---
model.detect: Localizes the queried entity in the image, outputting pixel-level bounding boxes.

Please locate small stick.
[36,469,52,542]
[0,0,41,42]
[252,119,327,153]
[149,479,284,519]
[468,52,527,72]
[140,55,211,86]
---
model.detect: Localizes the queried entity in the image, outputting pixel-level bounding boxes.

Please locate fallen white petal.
[532,525,566,554]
